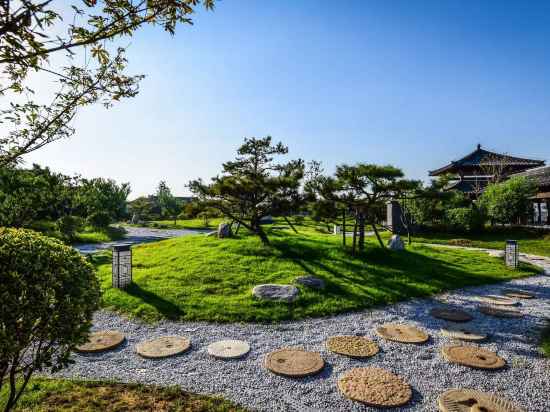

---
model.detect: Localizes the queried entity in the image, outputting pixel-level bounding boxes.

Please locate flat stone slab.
[252,284,299,302]
[440,326,487,342]
[326,336,379,358]
[476,295,518,306]
[502,289,535,299]
[438,388,525,412]
[375,323,429,344]
[135,336,190,359]
[207,339,250,359]
[338,367,412,407]
[441,345,506,370]
[479,305,524,318]
[294,275,325,289]
[76,330,125,353]
[431,307,473,322]
[264,348,324,377]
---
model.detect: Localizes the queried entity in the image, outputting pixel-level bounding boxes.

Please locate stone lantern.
[112,244,132,288]
[505,240,519,269]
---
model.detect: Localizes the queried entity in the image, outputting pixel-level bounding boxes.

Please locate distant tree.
[155,181,180,225]
[127,196,155,222]
[316,164,419,251]
[479,176,536,225]
[189,137,304,245]
[0,1,216,167]
[0,228,100,412]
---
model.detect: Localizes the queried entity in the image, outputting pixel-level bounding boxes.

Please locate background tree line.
[0,164,130,241]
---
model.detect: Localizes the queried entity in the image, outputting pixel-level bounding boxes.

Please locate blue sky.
[26,0,550,198]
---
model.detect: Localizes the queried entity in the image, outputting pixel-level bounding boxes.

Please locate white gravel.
[54,255,550,411]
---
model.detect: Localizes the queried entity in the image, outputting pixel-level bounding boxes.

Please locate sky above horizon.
[24,0,550,199]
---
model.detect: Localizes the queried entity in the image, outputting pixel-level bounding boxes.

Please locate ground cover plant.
[94,224,539,323]
[0,378,247,412]
[395,227,550,257]
[541,323,550,358]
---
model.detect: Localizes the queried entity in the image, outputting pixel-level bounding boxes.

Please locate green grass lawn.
[0,378,246,412]
[94,226,539,323]
[126,217,225,230]
[398,227,550,257]
[29,220,126,245]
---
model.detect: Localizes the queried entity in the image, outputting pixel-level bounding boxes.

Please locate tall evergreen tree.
[189,137,304,245]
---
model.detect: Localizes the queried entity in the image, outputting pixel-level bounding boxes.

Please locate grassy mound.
[94,226,539,323]
[1,378,246,412]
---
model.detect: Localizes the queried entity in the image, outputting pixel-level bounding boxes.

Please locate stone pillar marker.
[386,201,405,234]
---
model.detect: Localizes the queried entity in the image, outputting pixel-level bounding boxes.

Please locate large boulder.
[252,284,299,302]
[217,223,233,239]
[387,234,405,251]
[295,275,325,290]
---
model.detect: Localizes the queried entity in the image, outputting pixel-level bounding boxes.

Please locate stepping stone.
[76,330,125,353]
[338,367,412,407]
[430,307,473,322]
[476,295,518,306]
[264,348,324,377]
[207,339,250,359]
[135,336,190,359]
[294,275,325,289]
[441,345,506,370]
[438,388,525,412]
[326,336,379,358]
[502,289,535,299]
[252,284,299,302]
[440,326,487,342]
[375,323,429,344]
[479,305,524,318]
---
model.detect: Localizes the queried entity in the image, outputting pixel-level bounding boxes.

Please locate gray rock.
[259,215,274,225]
[295,275,325,289]
[387,234,405,250]
[217,223,232,239]
[252,284,299,302]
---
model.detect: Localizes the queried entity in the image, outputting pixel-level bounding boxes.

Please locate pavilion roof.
[512,165,550,187]
[429,144,545,176]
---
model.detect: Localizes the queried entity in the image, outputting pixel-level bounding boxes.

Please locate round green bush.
[0,228,100,408]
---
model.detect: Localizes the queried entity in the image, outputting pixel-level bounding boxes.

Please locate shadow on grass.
[125,283,186,320]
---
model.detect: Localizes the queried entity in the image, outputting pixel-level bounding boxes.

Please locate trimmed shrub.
[0,228,100,411]
[87,211,111,229]
[445,207,484,233]
[56,215,85,241]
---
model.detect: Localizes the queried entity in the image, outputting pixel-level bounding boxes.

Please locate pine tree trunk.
[352,222,358,255]
[358,213,365,252]
[342,209,346,246]
[284,216,298,233]
[371,222,385,248]
[256,226,270,245]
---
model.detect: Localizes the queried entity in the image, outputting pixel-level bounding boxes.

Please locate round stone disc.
[264,348,324,377]
[326,336,379,358]
[479,305,524,318]
[431,308,473,322]
[502,289,535,299]
[76,330,125,353]
[207,339,250,359]
[337,367,412,407]
[441,345,506,369]
[440,326,487,342]
[476,295,518,306]
[375,323,429,344]
[438,388,525,412]
[135,336,190,359]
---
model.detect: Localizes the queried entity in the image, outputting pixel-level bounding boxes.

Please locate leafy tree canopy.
[0,0,215,166]
[479,176,537,224]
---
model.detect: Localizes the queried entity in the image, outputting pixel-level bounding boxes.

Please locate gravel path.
[55,253,550,411]
[74,226,209,254]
